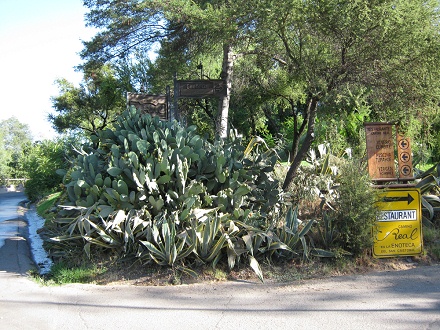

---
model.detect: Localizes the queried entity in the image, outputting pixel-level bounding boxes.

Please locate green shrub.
[276,146,379,257]
[23,139,70,202]
[277,144,342,217]
[329,159,380,256]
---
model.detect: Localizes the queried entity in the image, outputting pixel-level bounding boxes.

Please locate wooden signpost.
[127,93,169,121]
[365,123,396,180]
[173,78,227,122]
[175,80,226,98]
[364,123,413,181]
[364,122,421,258]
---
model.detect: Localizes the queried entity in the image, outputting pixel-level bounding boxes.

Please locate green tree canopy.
[81,0,257,137]
[79,0,440,190]
[0,117,33,180]
[232,0,440,188]
[49,64,125,137]
[22,138,71,201]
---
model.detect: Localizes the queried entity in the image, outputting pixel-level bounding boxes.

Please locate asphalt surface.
[0,191,34,275]
[0,191,439,330]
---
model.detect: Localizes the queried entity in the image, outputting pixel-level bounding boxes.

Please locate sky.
[0,0,96,140]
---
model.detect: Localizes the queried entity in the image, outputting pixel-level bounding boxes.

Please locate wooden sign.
[175,80,226,98]
[365,123,396,180]
[127,93,168,121]
[396,133,413,179]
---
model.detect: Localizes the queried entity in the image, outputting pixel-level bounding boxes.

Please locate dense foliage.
[77,0,440,190]
[329,161,380,256]
[280,144,380,257]
[45,109,439,278]
[59,107,281,219]
[49,65,125,137]
[22,139,71,202]
[29,0,440,279]
[0,117,32,183]
[52,108,300,279]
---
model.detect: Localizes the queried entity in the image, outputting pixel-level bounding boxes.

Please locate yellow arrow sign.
[381,193,414,205]
[373,188,423,258]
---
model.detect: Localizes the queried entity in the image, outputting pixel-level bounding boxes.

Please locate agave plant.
[315,211,339,251]
[189,208,280,282]
[239,223,291,283]
[139,212,197,275]
[193,211,228,265]
[415,163,440,224]
[52,205,155,258]
[272,206,334,260]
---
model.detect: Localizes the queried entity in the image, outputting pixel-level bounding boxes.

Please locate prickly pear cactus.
[62,107,281,227]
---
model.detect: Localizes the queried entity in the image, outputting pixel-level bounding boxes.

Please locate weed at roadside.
[30,261,106,285]
[422,226,440,260]
[36,192,61,222]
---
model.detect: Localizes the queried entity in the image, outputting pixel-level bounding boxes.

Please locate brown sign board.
[396,133,413,179]
[175,80,226,98]
[127,93,168,121]
[365,123,396,180]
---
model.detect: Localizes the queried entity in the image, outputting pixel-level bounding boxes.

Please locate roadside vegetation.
[2,0,440,285]
[27,108,440,285]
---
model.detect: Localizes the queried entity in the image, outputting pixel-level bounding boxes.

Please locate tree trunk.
[282,96,319,191]
[218,43,234,138]
[289,112,301,162]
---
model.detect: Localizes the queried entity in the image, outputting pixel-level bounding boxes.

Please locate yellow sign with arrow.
[373,188,423,258]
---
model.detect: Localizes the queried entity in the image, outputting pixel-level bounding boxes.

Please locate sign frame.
[373,188,423,258]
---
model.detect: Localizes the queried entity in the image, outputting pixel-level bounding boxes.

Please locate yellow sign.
[373,188,423,258]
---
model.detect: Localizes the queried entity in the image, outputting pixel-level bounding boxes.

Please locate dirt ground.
[90,252,436,287]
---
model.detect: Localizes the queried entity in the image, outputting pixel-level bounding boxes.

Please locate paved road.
[0,191,33,275]
[0,192,439,330]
